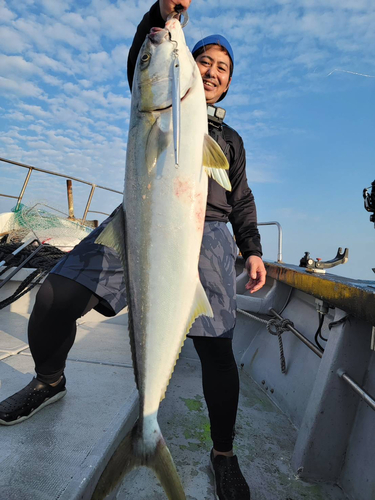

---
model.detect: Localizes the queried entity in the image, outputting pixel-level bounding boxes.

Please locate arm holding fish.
[127,1,191,90]
[127,2,165,90]
[227,134,266,294]
[159,0,191,21]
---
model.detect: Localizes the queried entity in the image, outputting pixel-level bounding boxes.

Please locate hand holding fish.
[159,0,191,21]
[245,255,267,294]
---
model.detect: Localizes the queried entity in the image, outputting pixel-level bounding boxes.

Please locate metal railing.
[269,310,375,412]
[258,221,283,263]
[0,157,123,221]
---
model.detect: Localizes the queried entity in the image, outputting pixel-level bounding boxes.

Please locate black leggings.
[193,336,239,452]
[28,274,99,384]
[29,274,239,452]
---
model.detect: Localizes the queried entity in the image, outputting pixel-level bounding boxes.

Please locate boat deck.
[0,287,137,500]
[0,282,347,500]
[118,346,347,500]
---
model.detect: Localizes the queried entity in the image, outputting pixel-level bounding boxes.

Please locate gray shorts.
[51,209,237,338]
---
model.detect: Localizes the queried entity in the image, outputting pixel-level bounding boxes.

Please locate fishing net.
[0,203,94,309]
[1,202,92,252]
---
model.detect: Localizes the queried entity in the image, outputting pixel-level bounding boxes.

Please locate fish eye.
[141,53,151,63]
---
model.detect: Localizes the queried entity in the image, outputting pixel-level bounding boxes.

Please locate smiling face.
[195,45,232,104]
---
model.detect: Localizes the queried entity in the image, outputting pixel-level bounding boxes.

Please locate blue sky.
[0,0,374,280]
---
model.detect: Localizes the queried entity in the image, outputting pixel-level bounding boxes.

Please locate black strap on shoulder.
[208,122,230,161]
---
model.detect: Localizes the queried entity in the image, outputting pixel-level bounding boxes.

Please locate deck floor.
[0,285,348,500]
[118,348,347,500]
[0,299,137,500]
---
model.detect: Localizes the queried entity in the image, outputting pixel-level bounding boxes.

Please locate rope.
[0,242,66,270]
[0,242,66,310]
[237,308,293,375]
[266,318,294,374]
[237,308,269,324]
[0,269,49,310]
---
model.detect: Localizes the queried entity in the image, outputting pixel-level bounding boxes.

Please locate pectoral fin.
[146,117,172,174]
[203,134,231,191]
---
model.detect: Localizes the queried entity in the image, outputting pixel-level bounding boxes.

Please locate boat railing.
[258,221,283,263]
[1,158,284,256]
[0,157,123,221]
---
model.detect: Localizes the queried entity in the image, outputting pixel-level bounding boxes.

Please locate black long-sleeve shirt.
[127,2,262,260]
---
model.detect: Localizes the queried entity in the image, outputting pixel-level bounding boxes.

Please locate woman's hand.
[245,255,267,294]
[159,0,191,21]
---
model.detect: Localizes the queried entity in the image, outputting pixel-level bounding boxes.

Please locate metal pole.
[258,221,283,262]
[0,194,18,200]
[82,184,96,222]
[66,180,74,219]
[0,237,37,267]
[0,157,122,194]
[337,369,375,411]
[270,309,323,358]
[16,167,33,211]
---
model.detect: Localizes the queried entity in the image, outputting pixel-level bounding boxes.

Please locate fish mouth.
[148,27,169,44]
[140,88,190,113]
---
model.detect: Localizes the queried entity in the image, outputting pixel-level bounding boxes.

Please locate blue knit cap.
[192,34,234,72]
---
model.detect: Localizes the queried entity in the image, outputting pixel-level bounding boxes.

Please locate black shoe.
[210,449,251,500]
[0,375,67,425]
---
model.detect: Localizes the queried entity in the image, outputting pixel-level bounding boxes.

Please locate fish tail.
[150,437,186,500]
[92,420,185,500]
[91,425,140,500]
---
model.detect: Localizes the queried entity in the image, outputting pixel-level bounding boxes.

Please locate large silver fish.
[92,15,231,500]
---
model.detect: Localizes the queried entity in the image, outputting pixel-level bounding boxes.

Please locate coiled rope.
[266,318,294,374]
[238,308,294,374]
[0,243,66,310]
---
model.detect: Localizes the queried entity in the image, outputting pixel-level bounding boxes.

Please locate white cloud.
[106,92,131,109]
[0,26,29,53]
[40,0,72,18]
[45,131,76,148]
[0,54,41,78]
[13,18,53,53]
[0,76,43,97]
[43,22,95,52]
[26,139,53,149]
[42,74,63,86]
[93,2,136,40]
[3,111,34,121]
[28,124,45,134]
[0,0,16,22]
[111,44,129,69]
[79,79,92,88]
[30,53,73,75]
[19,104,51,119]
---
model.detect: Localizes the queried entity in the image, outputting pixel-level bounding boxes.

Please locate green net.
[2,203,92,251]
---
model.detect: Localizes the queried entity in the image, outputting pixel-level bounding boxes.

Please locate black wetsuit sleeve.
[227,137,263,260]
[127,1,165,91]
